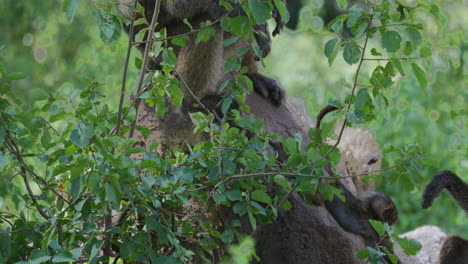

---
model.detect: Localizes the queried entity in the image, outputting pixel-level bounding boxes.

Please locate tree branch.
[316,15,374,163]
[129,0,162,139]
[114,0,138,137]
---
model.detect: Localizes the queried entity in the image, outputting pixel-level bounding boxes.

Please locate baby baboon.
[324,179,399,264]
[422,170,468,264]
[325,179,397,236]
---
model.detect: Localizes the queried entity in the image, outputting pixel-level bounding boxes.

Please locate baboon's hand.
[272,5,285,36]
[247,73,285,106]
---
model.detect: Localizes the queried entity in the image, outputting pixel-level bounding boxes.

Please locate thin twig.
[9,139,50,220]
[24,166,70,203]
[277,182,299,208]
[0,211,19,217]
[316,15,374,163]
[114,1,138,136]
[0,223,47,235]
[174,70,222,121]
[132,2,246,46]
[0,118,50,220]
[33,117,60,136]
[128,0,162,139]
[363,57,421,61]
[211,155,420,193]
[87,0,119,8]
[375,23,420,28]
[0,216,13,226]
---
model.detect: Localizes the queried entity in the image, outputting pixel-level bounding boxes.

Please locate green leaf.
[213,193,228,204]
[347,8,362,28]
[411,63,427,88]
[166,79,184,107]
[343,42,361,65]
[133,17,147,26]
[337,0,348,9]
[116,138,137,153]
[124,147,146,155]
[381,30,402,53]
[324,38,340,66]
[233,202,248,216]
[420,47,432,58]
[30,88,49,101]
[162,48,177,68]
[70,122,94,147]
[248,0,271,25]
[394,236,422,256]
[369,219,385,236]
[251,190,272,205]
[195,27,216,43]
[370,48,382,56]
[282,199,292,210]
[403,41,413,56]
[64,0,80,23]
[178,167,195,183]
[391,58,405,75]
[248,210,257,230]
[283,137,298,154]
[405,28,422,48]
[329,14,347,34]
[366,247,386,263]
[224,36,239,46]
[5,72,26,81]
[29,249,51,264]
[429,3,448,28]
[381,247,400,264]
[52,249,76,262]
[307,127,322,146]
[354,88,369,109]
[229,16,253,37]
[224,57,242,73]
[226,189,242,201]
[353,22,367,39]
[0,61,6,75]
[153,256,179,264]
[70,248,82,260]
[221,97,233,113]
[69,174,84,199]
[0,153,7,168]
[92,8,122,45]
[89,240,104,263]
[274,174,290,190]
[0,129,5,147]
[356,248,370,259]
[221,230,235,244]
[384,61,396,77]
[273,0,290,23]
[104,180,120,208]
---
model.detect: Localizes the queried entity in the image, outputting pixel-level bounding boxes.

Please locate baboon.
[321,167,399,264]
[422,170,468,264]
[325,180,398,242]
[120,0,287,106]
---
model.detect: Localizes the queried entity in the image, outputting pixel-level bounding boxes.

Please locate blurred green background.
[0,0,466,237]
